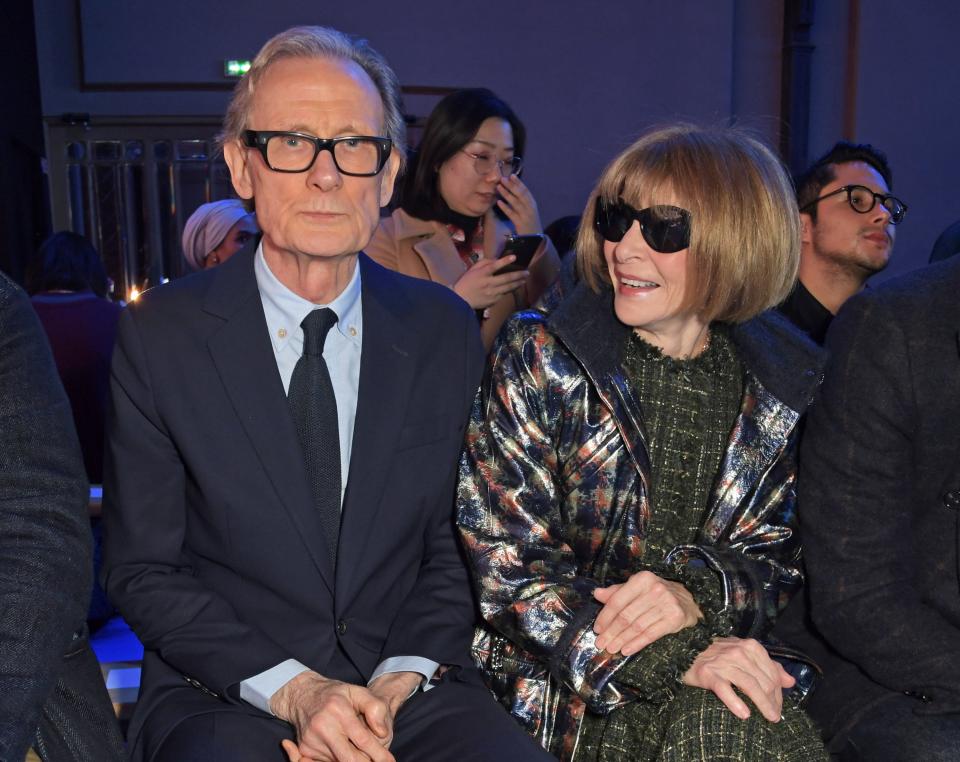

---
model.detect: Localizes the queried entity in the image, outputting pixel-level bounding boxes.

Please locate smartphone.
[498,234,544,272]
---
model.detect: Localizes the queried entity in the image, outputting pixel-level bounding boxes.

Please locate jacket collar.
[391,209,443,241]
[547,279,630,379]
[546,279,826,415]
[201,235,261,319]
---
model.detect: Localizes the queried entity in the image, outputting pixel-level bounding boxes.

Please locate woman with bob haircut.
[366,88,560,349]
[457,124,828,760]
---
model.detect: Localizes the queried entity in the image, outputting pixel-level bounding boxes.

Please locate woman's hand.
[592,570,702,655]
[452,256,529,310]
[683,637,795,722]
[496,174,542,236]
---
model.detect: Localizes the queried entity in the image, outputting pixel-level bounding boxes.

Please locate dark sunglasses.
[595,197,692,253]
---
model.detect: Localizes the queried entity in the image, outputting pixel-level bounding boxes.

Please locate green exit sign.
[224,59,251,78]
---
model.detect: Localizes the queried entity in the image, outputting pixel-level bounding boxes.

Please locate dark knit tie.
[288,308,341,563]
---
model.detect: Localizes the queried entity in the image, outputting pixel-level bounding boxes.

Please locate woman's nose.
[614,221,649,262]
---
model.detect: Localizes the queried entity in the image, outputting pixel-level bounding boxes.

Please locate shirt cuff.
[368,656,440,695]
[239,659,311,715]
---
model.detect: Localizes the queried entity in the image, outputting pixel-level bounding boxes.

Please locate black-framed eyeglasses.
[595,197,692,253]
[242,130,393,176]
[800,184,907,225]
[460,150,523,178]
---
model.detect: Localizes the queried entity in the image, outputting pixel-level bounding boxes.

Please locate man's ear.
[224,140,254,200]
[799,212,813,245]
[378,151,401,208]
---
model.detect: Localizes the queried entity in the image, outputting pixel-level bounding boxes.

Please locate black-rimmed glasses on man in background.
[800,184,908,225]
[242,131,393,176]
[595,197,692,253]
[460,150,523,178]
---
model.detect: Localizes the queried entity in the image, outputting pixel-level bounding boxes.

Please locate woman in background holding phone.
[366,88,560,349]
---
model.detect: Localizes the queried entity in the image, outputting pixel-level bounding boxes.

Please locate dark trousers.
[832,693,960,762]
[154,668,554,762]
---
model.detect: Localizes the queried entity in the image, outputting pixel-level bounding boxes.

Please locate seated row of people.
[12,22,956,762]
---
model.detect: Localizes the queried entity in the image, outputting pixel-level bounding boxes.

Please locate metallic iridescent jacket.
[457,281,825,759]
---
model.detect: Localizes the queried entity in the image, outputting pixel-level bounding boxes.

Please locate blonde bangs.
[576,132,684,292]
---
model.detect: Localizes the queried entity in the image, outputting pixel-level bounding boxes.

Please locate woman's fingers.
[593,572,700,652]
[617,613,676,656]
[738,639,789,708]
[497,175,541,235]
[779,665,796,688]
[594,579,663,650]
[592,584,618,599]
[488,255,519,273]
[708,679,752,721]
[683,638,786,723]
[593,573,655,632]
[453,257,527,309]
[727,662,782,722]
[595,598,657,651]
[489,270,530,290]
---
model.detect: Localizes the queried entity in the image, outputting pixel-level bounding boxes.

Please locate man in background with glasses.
[778,141,906,344]
[102,25,550,762]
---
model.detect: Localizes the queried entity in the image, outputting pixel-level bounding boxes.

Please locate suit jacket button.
[944,491,960,510]
[337,620,347,636]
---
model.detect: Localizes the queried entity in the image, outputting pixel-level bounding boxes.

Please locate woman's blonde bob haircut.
[576,124,800,324]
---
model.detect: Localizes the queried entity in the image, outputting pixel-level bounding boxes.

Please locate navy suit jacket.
[102,246,484,759]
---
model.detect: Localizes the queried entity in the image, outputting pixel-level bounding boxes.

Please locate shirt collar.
[254,242,363,353]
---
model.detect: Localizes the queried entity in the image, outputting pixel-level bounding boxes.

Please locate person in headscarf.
[181,199,258,271]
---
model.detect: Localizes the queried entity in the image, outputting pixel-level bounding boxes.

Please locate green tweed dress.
[572,327,826,762]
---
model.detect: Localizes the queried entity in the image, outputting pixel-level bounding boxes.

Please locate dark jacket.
[102,246,484,761]
[457,280,825,759]
[781,256,960,741]
[0,272,123,761]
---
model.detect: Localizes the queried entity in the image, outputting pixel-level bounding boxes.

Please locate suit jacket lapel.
[336,255,417,598]
[203,244,336,590]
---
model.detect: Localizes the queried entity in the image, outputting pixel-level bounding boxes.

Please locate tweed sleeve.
[610,563,732,702]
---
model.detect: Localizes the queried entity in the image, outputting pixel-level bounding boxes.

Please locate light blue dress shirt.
[238,245,437,714]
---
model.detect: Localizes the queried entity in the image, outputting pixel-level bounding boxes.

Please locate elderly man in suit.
[102,25,551,762]
[782,255,960,760]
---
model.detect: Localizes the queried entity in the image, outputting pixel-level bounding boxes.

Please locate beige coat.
[365,208,560,349]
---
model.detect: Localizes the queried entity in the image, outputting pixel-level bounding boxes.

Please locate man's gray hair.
[219,26,406,170]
